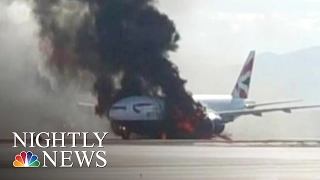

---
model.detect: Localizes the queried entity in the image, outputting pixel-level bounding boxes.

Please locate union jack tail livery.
[231,51,255,99]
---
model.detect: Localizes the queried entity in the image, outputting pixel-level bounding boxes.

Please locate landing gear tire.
[111,121,122,136]
[121,128,131,140]
[159,132,167,140]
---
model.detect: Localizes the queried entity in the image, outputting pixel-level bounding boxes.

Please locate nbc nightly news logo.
[12,132,108,168]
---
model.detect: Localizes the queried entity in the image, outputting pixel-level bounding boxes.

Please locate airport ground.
[1,140,320,180]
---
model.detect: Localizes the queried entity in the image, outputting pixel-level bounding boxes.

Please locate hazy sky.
[157,0,320,64]
[5,0,320,64]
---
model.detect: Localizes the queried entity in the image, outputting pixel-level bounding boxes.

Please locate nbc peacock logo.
[13,151,40,167]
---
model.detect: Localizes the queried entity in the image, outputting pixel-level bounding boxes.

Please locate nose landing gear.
[120,126,131,140]
[111,121,131,140]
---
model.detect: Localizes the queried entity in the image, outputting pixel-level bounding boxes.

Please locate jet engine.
[193,113,225,138]
[211,118,225,134]
[207,113,225,134]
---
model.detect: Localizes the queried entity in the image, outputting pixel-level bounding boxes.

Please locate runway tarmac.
[1,140,320,180]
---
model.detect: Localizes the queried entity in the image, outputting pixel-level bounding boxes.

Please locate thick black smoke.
[32,0,205,134]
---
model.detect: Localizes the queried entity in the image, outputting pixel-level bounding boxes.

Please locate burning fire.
[174,106,206,134]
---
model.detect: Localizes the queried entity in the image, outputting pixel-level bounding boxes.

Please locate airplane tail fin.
[231,51,255,99]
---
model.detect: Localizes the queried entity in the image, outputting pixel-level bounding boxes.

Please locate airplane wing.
[214,104,320,123]
[245,99,302,108]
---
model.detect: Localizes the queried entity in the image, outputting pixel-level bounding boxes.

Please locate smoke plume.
[32,0,206,135]
[0,0,110,138]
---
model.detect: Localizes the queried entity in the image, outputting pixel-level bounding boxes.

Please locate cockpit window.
[111,106,126,110]
[134,103,152,107]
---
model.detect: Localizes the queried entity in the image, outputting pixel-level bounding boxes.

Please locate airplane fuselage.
[107,95,253,139]
[193,94,254,112]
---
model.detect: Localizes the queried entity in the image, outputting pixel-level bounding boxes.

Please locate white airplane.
[192,51,305,123]
[78,51,320,139]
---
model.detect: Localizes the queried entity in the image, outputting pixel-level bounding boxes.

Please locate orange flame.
[173,106,204,133]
